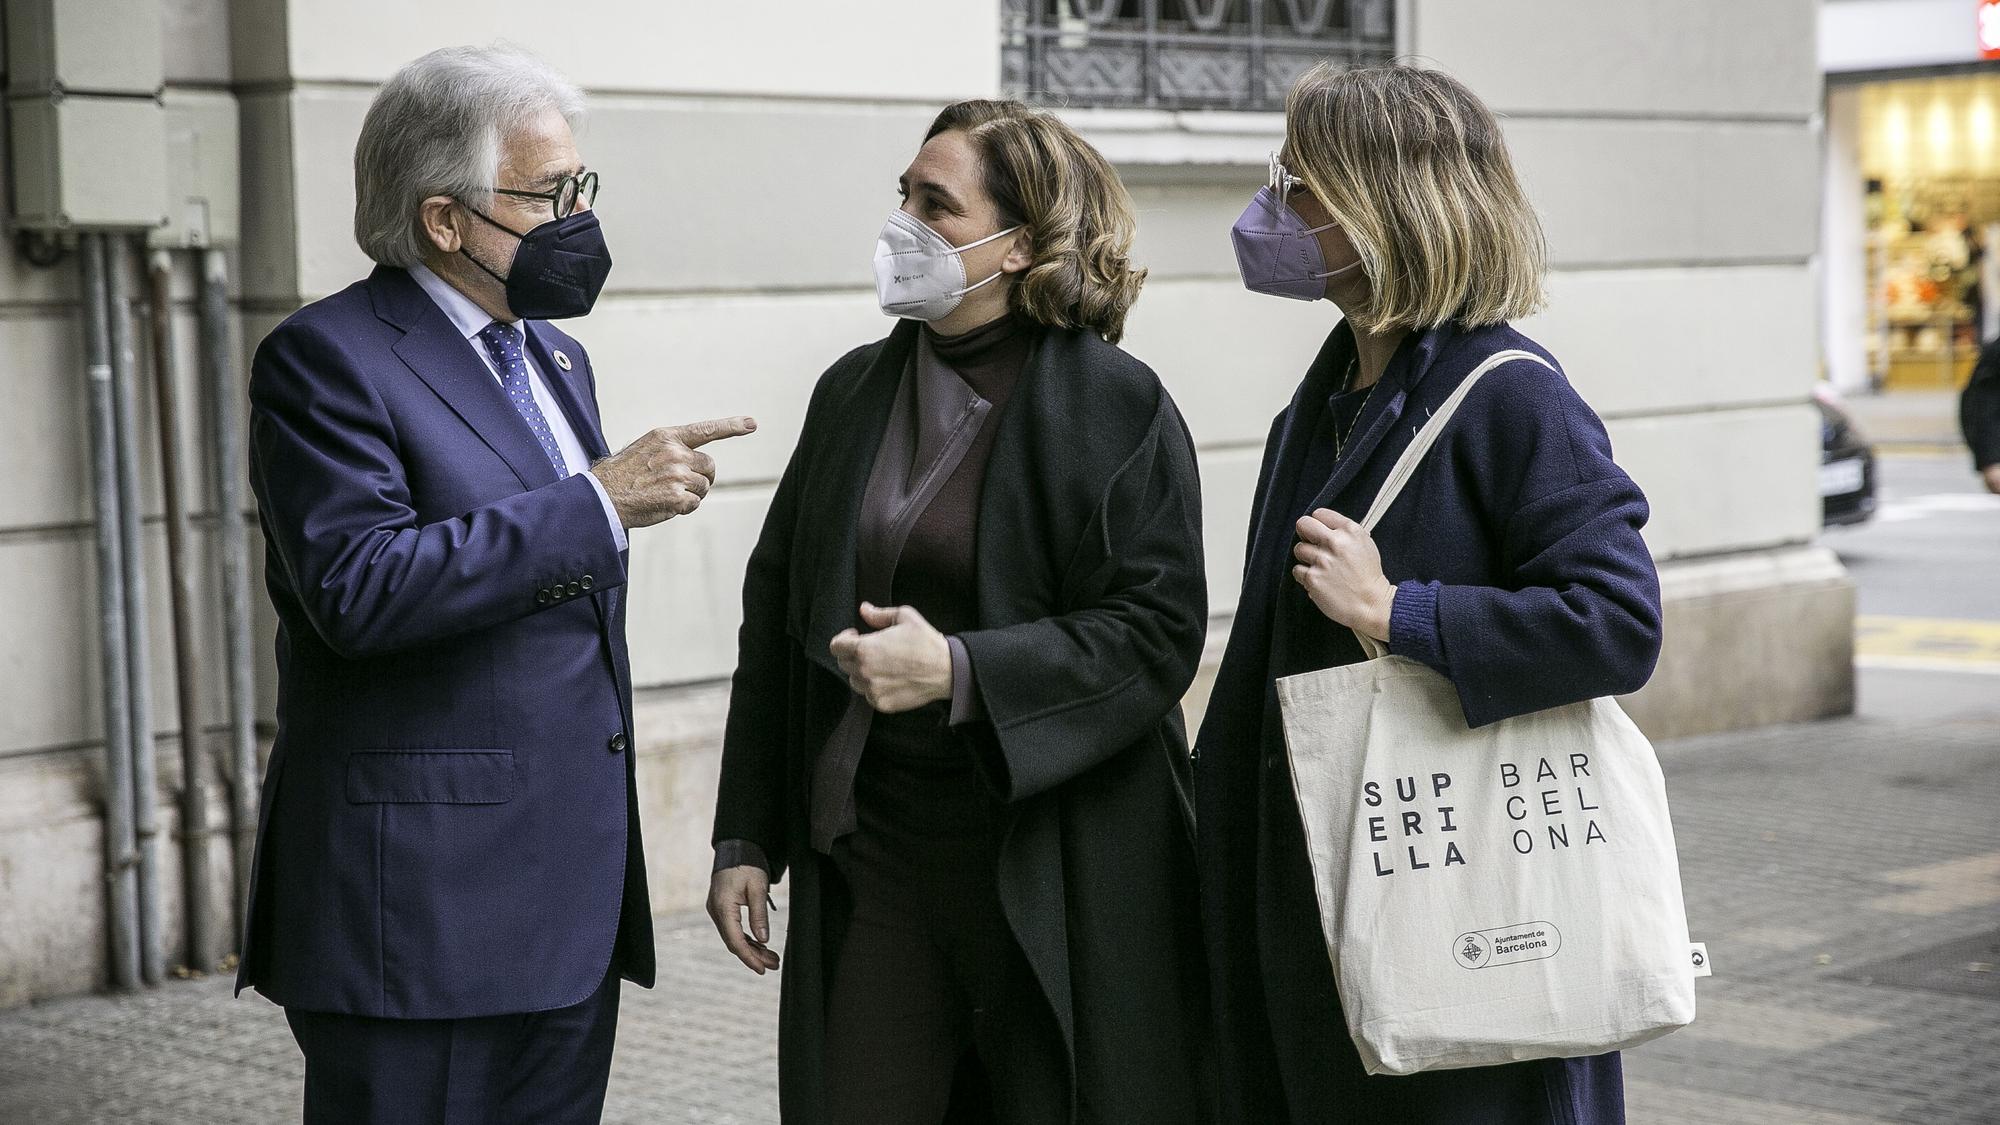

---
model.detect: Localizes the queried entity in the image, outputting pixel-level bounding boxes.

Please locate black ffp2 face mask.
[460,204,613,320]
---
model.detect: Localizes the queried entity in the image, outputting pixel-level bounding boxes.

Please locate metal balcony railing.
[1003,0,1397,112]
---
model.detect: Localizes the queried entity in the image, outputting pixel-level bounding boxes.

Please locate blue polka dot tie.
[476,321,570,478]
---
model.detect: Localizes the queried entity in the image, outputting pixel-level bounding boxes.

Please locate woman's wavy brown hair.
[925,100,1147,343]
[1282,63,1547,333]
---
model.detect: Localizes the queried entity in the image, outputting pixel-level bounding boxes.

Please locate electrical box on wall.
[4,0,169,232]
[7,95,169,231]
[151,91,239,248]
[3,0,164,96]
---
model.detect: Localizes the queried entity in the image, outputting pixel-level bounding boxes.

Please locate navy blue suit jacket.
[236,265,654,1019]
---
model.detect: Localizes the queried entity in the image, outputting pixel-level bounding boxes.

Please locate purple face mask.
[1229,185,1359,301]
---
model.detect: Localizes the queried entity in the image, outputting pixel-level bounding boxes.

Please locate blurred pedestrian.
[1960,333,2000,493]
[1196,62,1662,1124]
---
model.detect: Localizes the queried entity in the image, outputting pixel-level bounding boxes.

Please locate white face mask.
[872,209,1022,322]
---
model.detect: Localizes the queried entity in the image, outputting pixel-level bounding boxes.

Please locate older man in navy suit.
[237,45,755,1123]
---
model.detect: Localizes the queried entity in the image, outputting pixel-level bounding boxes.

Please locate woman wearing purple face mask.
[1197,64,1661,1125]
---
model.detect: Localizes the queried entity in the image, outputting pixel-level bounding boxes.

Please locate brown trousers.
[822,738,1066,1125]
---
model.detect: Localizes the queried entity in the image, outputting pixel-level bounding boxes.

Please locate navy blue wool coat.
[1193,319,1661,1125]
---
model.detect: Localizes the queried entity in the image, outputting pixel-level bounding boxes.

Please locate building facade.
[0,0,1841,1005]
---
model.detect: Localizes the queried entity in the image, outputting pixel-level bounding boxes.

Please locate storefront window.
[1859,73,2000,390]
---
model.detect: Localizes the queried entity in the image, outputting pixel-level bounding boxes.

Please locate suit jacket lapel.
[522,322,611,460]
[375,269,562,493]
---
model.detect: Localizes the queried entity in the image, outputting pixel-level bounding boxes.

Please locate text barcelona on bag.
[1276,349,1697,1076]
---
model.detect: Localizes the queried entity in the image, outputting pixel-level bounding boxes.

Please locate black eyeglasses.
[493,170,600,219]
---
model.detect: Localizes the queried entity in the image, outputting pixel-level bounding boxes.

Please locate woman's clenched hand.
[830,602,955,714]
[1292,508,1396,643]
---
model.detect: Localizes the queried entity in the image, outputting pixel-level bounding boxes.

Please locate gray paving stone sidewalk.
[2,712,1996,1124]
[1622,713,2000,1125]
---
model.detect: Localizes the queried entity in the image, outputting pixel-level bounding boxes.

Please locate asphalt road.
[1827,450,2000,723]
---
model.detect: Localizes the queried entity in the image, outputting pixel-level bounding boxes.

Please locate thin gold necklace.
[1333,355,1376,462]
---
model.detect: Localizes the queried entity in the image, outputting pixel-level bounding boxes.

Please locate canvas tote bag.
[1275,349,1696,1076]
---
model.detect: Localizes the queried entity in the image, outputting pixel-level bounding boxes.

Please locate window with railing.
[1002,0,1397,113]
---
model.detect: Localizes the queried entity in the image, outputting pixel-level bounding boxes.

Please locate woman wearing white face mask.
[707,100,1213,1124]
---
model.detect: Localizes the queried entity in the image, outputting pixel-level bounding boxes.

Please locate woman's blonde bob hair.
[1282,63,1547,333]
[926,100,1147,343]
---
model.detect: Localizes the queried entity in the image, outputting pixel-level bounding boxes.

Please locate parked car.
[1815,383,1877,527]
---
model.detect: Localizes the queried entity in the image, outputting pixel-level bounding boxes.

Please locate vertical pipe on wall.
[82,233,142,992]
[149,247,216,972]
[200,247,259,944]
[107,234,165,981]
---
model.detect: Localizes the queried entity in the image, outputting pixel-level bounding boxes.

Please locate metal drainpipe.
[199,247,258,945]
[81,233,142,992]
[106,234,165,982]
[148,247,215,972]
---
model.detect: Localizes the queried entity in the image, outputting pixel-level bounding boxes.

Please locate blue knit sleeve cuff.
[1387,579,1446,670]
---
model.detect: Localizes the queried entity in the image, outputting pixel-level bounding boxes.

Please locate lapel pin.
[553,349,573,372]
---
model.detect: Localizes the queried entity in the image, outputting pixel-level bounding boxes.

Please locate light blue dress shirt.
[409,263,628,552]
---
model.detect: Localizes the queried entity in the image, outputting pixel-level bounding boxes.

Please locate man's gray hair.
[354,44,585,268]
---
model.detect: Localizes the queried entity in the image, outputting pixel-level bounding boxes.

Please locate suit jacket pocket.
[345,749,517,804]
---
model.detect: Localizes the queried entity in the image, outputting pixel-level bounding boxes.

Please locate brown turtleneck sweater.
[718,314,1040,869]
[890,313,1032,636]
[793,312,1036,855]
[717,315,1051,869]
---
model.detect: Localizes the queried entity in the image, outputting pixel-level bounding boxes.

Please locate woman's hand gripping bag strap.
[1274,349,1696,1075]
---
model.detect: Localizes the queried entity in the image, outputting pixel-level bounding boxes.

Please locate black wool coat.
[713,318,1214,1124]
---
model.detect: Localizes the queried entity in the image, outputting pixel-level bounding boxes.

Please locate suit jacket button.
[567,580,582,597]
[580,575,594,591]
[608,733,627,754]
[536,589,551,606]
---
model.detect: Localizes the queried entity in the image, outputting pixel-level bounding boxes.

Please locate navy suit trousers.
[284,963,621,1125]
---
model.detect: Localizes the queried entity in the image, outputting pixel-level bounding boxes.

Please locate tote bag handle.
[1349,349,1555,659]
